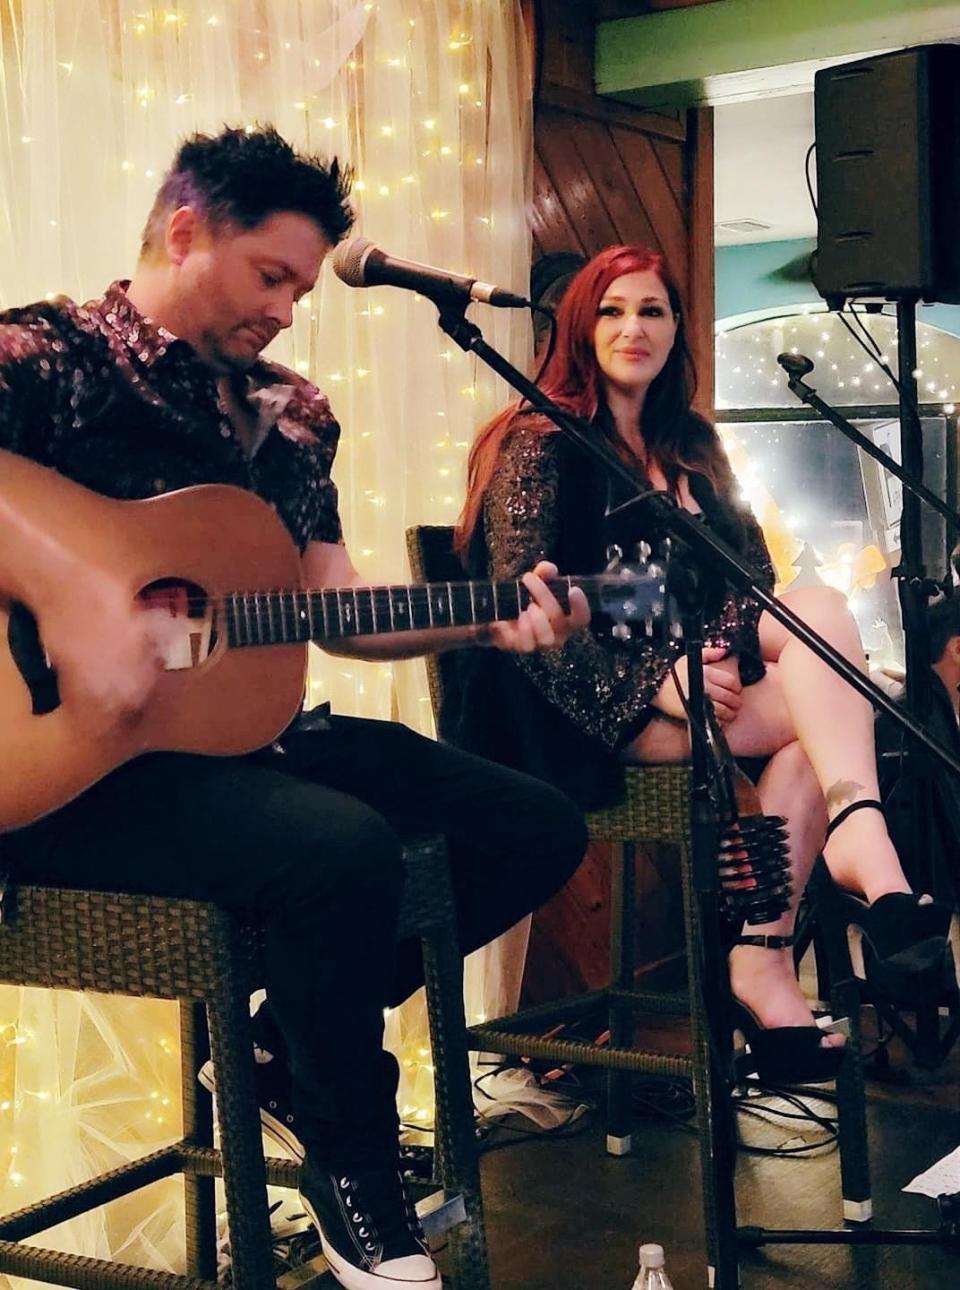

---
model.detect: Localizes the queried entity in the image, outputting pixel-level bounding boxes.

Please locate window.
[716,310,960,670]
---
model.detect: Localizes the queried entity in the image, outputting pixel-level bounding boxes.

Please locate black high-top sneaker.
[198,1041,304,1160]
[298,1155,441,1290]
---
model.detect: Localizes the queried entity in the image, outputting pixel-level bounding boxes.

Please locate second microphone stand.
[780,319,960,1066]
[434,302,960,1288]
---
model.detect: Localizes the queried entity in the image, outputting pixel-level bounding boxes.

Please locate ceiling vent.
[715,217,773,235]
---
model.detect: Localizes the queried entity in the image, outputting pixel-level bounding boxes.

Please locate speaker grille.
[814,45,960,304]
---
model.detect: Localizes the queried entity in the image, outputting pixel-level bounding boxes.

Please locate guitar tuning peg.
[632,541,652,566]
[604,544,624,572]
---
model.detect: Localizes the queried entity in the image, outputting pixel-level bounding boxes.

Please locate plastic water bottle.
[631,1243,675,1290]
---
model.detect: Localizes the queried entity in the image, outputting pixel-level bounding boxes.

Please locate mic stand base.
[738,1215,960,1250]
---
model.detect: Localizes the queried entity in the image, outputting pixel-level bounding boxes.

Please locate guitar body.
[1,455,306,831]
[1,452,669,833]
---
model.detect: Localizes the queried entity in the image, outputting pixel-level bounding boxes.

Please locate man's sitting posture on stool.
[0,126,590,1290]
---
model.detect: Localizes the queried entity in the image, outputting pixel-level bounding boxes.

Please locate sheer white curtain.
[0,1,532,1278]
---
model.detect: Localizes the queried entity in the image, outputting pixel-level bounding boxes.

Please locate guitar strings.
[155,574,656,617]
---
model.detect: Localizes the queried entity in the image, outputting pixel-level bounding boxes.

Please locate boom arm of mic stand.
[784,372,960,532]
[434,306,960,787]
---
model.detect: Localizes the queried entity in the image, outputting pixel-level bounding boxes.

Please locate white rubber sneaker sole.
[196,1060,305,1161]
[297,1190,442,1290]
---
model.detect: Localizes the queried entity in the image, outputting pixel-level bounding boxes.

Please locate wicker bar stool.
[405,526,719,1184]
[406,524,874,1266]
[0,835,489,1290]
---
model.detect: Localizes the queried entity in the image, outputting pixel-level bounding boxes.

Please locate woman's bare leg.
[626,718,840,1044]
[758,586,910,902]
[727,742,841,1046]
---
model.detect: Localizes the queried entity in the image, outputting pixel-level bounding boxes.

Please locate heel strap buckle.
[735,933,794,950]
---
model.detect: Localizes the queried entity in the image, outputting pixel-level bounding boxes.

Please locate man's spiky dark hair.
[927,594,960,664]
[140,125,354,255]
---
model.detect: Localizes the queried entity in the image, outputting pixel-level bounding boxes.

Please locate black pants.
[1,715,587,1169]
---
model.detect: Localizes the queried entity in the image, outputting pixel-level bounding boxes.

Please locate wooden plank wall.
[527,0,715,407]
[520,0,715,1003]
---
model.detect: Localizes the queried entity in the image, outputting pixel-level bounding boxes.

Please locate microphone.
[776,351,815,379]
[331,237,530,309]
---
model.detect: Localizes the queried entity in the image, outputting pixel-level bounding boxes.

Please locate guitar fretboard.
[223,578,574,647]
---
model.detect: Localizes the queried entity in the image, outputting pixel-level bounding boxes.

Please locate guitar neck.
[224,577,593,647]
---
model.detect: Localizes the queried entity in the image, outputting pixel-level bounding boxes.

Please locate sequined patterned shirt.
[480,418,775,752]
[0,281,343,550]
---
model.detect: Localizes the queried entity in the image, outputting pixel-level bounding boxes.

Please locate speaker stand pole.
[894,296,932,881]
[893,296,947,1062]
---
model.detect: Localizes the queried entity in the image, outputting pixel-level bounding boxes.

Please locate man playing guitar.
[0,125,590,1290]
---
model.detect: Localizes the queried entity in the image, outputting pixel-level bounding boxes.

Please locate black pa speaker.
[814,44,960,305]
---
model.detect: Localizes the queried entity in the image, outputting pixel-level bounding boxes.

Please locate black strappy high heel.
[730,932,847,1084]
[825,799,953,1005]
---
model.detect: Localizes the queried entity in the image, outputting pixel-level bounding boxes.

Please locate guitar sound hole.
[137,578,218,672]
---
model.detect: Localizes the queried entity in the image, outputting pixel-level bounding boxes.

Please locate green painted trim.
[597,0,960,105]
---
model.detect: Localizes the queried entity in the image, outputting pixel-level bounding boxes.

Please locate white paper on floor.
[903,1144,960,1198]
[473,1065,590,1130]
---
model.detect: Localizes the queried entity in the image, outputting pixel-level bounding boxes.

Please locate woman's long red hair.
[454,245,734,556]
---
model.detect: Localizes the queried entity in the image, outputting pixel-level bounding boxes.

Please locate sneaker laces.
[335,1168,426,1256]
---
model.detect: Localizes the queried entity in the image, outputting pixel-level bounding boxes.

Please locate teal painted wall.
[716,240,960,338]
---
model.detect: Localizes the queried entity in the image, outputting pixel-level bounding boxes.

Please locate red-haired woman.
[451,245,951,1083]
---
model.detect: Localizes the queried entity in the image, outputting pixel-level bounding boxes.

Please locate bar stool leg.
[606,841,635,1155]
[818,898,872,1221]
[180,1000,218,1280]
[206,960,275,1289]
[419,839,491,1290]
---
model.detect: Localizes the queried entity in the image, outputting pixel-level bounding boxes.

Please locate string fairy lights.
[716,310,960,412]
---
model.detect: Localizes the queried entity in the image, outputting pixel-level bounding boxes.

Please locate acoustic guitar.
[0,449,667,830]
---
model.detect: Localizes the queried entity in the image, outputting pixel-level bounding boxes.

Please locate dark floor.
[440,1024,960,1290]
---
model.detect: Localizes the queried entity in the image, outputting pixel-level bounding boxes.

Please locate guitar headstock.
[593,544,679,642]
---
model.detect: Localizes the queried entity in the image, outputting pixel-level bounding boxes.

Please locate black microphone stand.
[779,330,960,1066]
[433,303,960,1288]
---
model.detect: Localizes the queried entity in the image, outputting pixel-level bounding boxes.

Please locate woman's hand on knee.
[704,654,743,723]
[653,647,742,723]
